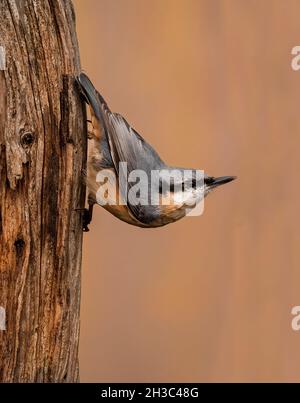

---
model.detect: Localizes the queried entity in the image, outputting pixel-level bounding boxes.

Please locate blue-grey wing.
[77,72,164,224]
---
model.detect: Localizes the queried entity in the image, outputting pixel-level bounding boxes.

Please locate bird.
[76,72,236,230]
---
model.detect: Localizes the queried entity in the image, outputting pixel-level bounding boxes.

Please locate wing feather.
[77,73,164,224]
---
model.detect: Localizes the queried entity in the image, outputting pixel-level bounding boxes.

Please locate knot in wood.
[20,131,35,148]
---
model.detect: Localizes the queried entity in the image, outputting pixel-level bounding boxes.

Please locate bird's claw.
[83,208,92,232]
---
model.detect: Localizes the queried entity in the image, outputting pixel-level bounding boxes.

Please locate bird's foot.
[75,204,94,232]
[83,208,91,232]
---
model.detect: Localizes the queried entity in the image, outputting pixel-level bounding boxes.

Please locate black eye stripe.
[158,179,198,193]
[158,180,176,194]
[204,176,215,185]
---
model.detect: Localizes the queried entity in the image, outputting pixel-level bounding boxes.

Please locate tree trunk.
[0,0,86,382]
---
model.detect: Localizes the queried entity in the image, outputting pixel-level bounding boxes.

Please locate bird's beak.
[210,176,237,188]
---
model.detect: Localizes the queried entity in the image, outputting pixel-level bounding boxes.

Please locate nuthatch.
[76,73,236,230]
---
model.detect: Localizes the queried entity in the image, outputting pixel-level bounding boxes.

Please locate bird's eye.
[159,181,175,193]
[159,181,163,194]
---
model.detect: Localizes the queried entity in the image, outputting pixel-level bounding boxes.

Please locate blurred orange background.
[73,0,300,382]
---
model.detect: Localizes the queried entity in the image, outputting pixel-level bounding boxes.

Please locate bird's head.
[154,169,236,223]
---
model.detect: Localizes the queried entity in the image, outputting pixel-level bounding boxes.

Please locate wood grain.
[0,0,86,382]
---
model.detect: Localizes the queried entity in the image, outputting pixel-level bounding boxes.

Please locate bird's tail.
[76,72,110,137]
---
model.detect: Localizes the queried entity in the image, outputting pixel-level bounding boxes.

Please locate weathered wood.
[0,0,86,382]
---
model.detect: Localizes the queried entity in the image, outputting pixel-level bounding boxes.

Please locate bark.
[0,0,86,382]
